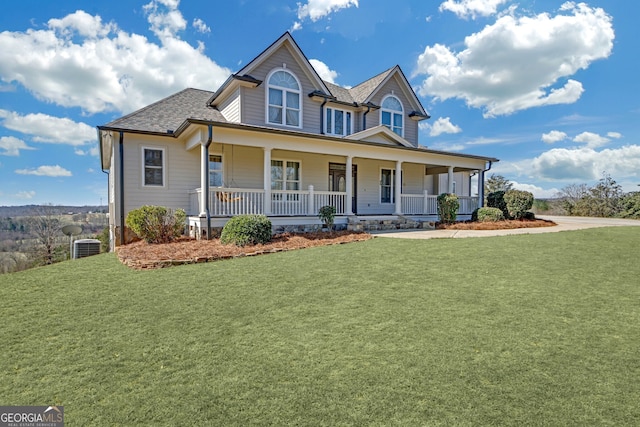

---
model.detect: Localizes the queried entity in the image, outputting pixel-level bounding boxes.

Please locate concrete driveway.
[370,215,640,239]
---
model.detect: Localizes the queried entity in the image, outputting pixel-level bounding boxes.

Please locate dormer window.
[325,107,352,136]
[381,95,403,136]
[267,69,301,128]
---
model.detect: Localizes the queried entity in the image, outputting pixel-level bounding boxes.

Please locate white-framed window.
[380,95,404,136]
[325,107,353,136]
[209,154,223,187]
[380,168,395,204]
[142,146,165,187]
[266,69,301,128]
[271,159,301,200]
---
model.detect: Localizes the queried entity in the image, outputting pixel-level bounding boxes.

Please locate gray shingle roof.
[348,67,395,104]
[104,88,226,134]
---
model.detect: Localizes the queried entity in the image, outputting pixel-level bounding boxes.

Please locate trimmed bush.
[125,205,186,243]
[477,207,504,222]
[220,215,272,246]
[317,205,336,231]
[437,193,459,224]
[504,190,534,219]
[487,191,509,219]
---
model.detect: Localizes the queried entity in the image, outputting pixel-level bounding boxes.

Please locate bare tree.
[27,204,65,265]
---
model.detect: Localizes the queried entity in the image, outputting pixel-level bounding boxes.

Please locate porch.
[189,186,479,218]
[187,186,478,238]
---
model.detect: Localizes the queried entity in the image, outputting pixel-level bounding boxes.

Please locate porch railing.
[401,193,479,215]
[190,188,477,217]
[190,187,347,217]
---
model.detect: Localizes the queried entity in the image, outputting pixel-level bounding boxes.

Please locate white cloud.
[0,136,35,156]
[531,145,640,181]
[192,18,210,34]
[15,165,73,177]
[426,117,462,136]
[0,110,95,146]
[297,0,359,21]
[573,131,609,148]
[415,3,614,117]
[144,0,187,39]
[607,131,622,139]
[309,59,338,83]
[511,181,559,199]
[439,0,509,19]
[430,142,466,152]
[0,6,231,115]
[15,190,36,200]
[541,130,568,144]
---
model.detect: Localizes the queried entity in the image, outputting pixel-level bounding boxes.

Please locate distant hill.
[0,205,107,217]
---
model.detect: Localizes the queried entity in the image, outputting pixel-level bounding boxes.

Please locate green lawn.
[1,227,639,426]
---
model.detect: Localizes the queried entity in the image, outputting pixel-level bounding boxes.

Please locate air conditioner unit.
[73,239,101,259]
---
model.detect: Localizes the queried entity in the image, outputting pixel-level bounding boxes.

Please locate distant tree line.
[484,173,640,219]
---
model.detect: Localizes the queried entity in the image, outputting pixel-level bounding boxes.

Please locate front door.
[329,163,357,214]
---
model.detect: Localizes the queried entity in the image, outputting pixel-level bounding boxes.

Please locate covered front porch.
[187,186,479,238]
[184,123,490,238]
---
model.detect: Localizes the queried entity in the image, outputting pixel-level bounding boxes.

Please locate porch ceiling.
[424,166,478,175]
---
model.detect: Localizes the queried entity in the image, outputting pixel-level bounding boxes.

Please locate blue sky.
[0,0,637,206]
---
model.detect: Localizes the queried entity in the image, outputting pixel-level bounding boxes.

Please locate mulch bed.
[116,231,373,270]
[116,219,558,270]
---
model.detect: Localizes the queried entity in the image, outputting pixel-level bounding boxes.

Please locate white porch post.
[263,147,272,215]
[395,160,403,215]
[308,185,315,215]
[345,156,354,215]
[448,166,454,194]
[477,168,485,208]
[200,143,208,216]
[423,190,430,214]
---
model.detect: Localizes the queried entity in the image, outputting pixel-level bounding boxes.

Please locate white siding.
[236,45,323,134]
[219,89,241,123]
[369,75,419,146]
[121,134,200,216]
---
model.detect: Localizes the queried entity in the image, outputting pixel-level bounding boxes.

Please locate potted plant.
[317,205,336,231]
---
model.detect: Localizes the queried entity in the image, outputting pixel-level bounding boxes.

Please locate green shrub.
[471,208,480,222]
[125,205,186,243]
[317,205,336,231]
[487,191,509,219]
[96,227,110,252]
[220,215,272,246]
[477,207,504,222]
[437,193,459,224]
[504,190,534,219]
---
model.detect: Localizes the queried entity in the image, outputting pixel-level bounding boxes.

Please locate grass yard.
[1,227,639,426]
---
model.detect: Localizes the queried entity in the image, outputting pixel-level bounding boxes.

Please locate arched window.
[380,95,403,136]
[267,69,301,128]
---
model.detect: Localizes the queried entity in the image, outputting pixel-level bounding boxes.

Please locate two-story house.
[99,32,498,247]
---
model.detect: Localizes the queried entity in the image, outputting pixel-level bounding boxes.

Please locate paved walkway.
[370,215,640,239]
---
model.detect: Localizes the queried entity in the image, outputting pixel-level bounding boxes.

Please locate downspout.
[478,161,493,208]
[362,104,371,131]
[320,98,328,134]
[118,131,125,246]
[205,124,213,239]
